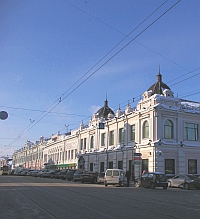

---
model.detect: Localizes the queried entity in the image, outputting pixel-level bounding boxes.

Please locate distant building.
[12,72,200,179]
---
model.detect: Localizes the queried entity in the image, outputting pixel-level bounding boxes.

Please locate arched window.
[90,136,94,149]
[164,120,173,139]
[143,120,149,139]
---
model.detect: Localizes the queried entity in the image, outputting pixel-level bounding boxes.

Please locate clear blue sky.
[1,0,200,157]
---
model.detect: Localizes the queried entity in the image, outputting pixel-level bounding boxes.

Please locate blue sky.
[1,0,200,157]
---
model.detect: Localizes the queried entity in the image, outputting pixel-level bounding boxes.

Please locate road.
[0,175,200,219]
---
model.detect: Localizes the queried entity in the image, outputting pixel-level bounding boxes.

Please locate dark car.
[49,169,59,178]
[135,172,168,189]
[59,169,68,180]
[168,174,200,190]
[31,170,40,177]
[66,169,76,181]
[73,170,85,182]
[54,170,61,179]
[41,170,50,178]
[97,172,105,184]
[81,172,98,183]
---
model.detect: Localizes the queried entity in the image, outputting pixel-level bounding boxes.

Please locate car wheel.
[163,186,167,189]
[168,181,172,188]
[184,183,190,190]
[150,183,155,189]
[105,183,107,187]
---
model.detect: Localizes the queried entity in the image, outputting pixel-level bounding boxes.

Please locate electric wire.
[4,0,181,151]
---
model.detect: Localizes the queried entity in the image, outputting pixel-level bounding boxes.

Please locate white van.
[104,169,127,187]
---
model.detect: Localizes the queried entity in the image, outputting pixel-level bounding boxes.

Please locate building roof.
[96,99,114,119]
[148,72,170,95]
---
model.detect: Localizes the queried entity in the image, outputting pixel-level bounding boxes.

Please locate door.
[112,170,120,184]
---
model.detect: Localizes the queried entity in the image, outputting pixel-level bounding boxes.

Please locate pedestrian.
[126,170,131,187]
[142,170,146,175]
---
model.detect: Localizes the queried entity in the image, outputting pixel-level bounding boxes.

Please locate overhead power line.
[6,0,181,149]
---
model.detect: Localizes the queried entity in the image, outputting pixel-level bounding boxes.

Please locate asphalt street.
[0,175,200,219]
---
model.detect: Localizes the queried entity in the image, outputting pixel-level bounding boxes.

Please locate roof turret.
[96,99,114,119]
[147,71,170,95]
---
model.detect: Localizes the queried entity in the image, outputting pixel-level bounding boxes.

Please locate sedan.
[81,172,98,184]
[66,169,76,181]
[135,172,168,189]
[73,170,85,182]
[168,174,200,190]
[41,170,50,178]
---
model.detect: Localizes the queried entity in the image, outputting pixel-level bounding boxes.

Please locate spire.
[104,93,108,107]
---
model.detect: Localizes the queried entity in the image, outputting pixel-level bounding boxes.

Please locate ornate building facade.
[12,73,200,180]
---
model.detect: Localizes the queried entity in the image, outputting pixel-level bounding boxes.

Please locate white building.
[12,73,200,180]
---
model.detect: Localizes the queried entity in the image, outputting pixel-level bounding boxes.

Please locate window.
[164,120,173,139]
[165,159,175,174]
[109,130,114,146]
[90,163,93,171]
[130,125,135,141]
[84,138,87,150]
[90,136,94,149]
[113,170,119,176]
[80,139,83,150]
[142,159,148,173]
[101,133,106,146]
[65,151,67,160]
[108,161,113,169]
[143,120,149,139]
[118,161,122,169]
[71,150,74,159]
[119,128,124,143]
[106,169,112,176]
[100,162,104,172]
[188,159,197,174]
[184,123,198,141]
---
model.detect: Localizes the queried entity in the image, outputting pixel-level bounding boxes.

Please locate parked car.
[135,172,168,189]
[66,169,76,181]
[49,169,59,178]
[31,170,40,177]
[59,169,68,180]
[40,170,50,178]
[26,170,35,176]
[20,170,28,176]
[54,170,61,179]
[36,170,45,177]
[104,169,127,187]
[81,172,98,183]
[97,172,105,184]
[168,174,200,190]
[73,170,85,182]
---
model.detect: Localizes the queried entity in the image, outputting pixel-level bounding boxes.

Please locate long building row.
[12,73,200,180]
